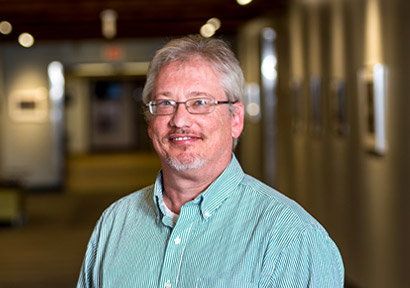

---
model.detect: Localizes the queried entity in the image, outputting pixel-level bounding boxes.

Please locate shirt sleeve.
[77,218,103,288]
[268,226,344,288]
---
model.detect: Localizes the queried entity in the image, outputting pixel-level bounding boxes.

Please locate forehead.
[156,57,220,85]
[152,56,226,101]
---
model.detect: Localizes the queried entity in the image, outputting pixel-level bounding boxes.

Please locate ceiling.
[0,0,287,41]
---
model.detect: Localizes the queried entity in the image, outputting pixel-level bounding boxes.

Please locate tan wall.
[0,39,164,188]
[238,0,410,287]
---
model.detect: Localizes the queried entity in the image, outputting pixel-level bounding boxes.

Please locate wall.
[238,16,290,189]
[0,39,165,189]
[238,0,409,287]
[276,0,409,287]
[64,76,90,154]
[237,20,268,181]
[0,50,4,178]
[0,44,64,188]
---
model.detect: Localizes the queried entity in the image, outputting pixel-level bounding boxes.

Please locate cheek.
[148,119,165,140]
[148,123,152,139]
[148,122,163,146]
[213,116,233,141]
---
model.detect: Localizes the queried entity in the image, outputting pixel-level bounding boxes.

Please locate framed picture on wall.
[8,87,49,122]
[329,78,349,136]
[357,64,387,155]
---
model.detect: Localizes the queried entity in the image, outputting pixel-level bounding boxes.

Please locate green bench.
[0,181,24,226]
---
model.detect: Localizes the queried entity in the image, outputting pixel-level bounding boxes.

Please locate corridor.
[0,152,161,288]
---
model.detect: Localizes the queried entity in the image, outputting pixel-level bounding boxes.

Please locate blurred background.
[0,0,409,287]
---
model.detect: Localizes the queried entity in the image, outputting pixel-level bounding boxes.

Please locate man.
[77,35,344,287]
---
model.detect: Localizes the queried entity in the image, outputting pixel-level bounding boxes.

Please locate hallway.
[0,152,161,288]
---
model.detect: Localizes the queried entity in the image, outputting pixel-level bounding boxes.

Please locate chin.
[166,156,206,171]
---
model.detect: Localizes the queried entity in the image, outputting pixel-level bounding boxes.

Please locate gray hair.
[142,34,244,111]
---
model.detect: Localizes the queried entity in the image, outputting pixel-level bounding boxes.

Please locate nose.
[169,102,192,128]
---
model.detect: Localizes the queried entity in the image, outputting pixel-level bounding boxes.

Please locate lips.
[168,133,202,143]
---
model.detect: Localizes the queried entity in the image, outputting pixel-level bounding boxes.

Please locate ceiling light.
[207,18,221,30]
[200,23,215,38]
[237,0,253,5]
[200,17,221,38]
[100,9,118,39]
[0,21,12,35]
[18,33,34,48]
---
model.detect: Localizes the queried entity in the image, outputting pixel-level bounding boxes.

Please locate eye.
[191,98,210,106]
[157,99,174,106]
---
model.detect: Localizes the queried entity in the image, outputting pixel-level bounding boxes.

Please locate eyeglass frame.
[146,97,238,115]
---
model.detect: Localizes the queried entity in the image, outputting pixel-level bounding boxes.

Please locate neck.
[161,158,230,214]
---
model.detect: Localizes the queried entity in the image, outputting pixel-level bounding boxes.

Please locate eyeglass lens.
[150,98,215,115]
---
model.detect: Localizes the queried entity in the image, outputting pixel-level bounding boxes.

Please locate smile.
[172,136,194,141]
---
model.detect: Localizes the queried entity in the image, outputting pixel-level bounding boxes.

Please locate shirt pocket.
[195,277,257,288]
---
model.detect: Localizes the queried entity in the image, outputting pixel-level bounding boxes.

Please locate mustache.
[169,128,190,134]
[165,129,205,140]
[167,128,197,135]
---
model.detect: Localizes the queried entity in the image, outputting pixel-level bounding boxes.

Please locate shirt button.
[174,236,181,245]
[204,211,210,218]
[164,280,171,288]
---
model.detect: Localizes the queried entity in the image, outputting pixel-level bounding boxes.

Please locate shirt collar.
[197,154,244,221]
[153,172,167,225]
[153,154,244,223]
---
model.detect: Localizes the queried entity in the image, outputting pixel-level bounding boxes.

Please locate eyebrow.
[154,91,212,99]
[154,92,171,97]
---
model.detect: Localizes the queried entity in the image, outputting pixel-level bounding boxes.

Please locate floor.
[0,152,161,288]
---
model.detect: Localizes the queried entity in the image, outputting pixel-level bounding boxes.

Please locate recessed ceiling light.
[200,23,216,38]
[0,21,12,35]
[18,33,34,48]
[207,18,221,30]
[237,0,253,6]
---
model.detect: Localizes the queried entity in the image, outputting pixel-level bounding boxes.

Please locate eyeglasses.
[146,97,237,115]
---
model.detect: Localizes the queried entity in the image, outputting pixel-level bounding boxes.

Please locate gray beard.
[166,156,206,171]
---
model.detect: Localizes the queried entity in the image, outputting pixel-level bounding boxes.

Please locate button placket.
[204,211,211,219]
[158,205,196,288]
[164,280,172,288]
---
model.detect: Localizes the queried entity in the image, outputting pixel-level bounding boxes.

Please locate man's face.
[148,57,244,173]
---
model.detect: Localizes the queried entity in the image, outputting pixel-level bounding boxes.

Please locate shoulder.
[237,175,344,287]
[238,175,344,285]
[99,185,155,223]
[237,174,339,254]
[88,185,157,247]
[240,174,320,230]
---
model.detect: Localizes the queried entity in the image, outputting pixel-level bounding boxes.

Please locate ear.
[231,102,245,139]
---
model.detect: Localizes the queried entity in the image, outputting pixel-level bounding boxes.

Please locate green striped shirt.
[77,155,344,287]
